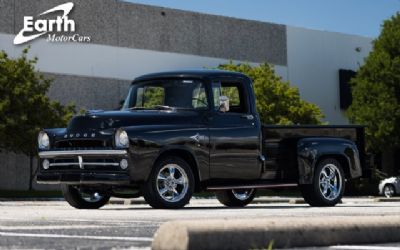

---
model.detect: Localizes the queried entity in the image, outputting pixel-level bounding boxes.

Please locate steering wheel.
[192,97,208,106]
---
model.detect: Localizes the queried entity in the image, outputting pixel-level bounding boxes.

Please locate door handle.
[241,114,254,120]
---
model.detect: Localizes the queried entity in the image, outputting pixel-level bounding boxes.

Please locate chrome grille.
[54,139,109,149]
[44,157,123,172]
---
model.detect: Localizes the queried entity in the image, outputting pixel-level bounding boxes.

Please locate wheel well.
[316,154,351,179]
[383,183,397,195]
[384,183,396,191]
[155,149,201,192]
[384,183,395,188]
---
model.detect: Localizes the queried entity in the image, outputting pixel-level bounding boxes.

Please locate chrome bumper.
[39,150,128,158]
[36,172,130,185]
[37,149,130,185]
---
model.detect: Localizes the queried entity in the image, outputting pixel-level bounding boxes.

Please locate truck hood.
[66,110,201,133]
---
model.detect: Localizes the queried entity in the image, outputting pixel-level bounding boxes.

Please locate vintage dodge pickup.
[37,70,368,209]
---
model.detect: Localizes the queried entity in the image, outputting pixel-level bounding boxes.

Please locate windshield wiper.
[126,105,175,111]
[126,107,148,110]
[153,105,175,110]
[126,105,196,111]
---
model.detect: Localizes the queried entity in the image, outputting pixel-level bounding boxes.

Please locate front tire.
[61,185,110,209]
[143,156,194,209]
[216,189,256,207]
[300,158,345,207]
[383,184,396,198]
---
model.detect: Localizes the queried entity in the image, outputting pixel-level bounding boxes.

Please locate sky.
[125,0,400,38]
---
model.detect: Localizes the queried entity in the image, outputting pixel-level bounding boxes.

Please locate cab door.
[208,79,261,180]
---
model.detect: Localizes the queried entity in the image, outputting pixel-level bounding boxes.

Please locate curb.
[0,198,63,202]
[254,197,295,204]
[152,216,400,250]
[374,197,400,202]
[109,199,147,205]
[1,196,399,204]
[107,197,305,205]
[288,198,306,204]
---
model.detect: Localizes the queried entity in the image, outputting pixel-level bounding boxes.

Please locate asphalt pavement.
[0,197,399,249]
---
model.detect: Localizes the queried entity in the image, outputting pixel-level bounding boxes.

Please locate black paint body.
[37,71,368,191]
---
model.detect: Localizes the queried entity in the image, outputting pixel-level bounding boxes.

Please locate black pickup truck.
[37,70,367,209]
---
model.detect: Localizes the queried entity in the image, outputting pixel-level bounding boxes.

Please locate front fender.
[297,137,362,184]
[123,125,209,183]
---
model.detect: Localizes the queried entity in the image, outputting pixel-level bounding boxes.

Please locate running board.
[206,183,298,191]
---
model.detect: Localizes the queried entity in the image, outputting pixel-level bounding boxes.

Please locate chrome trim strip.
[39,150,127,158]
[207,183,298,190]
[49,162,120,167]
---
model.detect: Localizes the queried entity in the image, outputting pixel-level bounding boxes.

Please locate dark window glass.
[212,81,248,113]
[122,79,208,110]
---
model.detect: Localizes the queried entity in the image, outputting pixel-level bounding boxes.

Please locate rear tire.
[61,185,110,209]
[143,156,195,209]
[300,158,345,207]
[216,189,256,207]
[384,184,396,198]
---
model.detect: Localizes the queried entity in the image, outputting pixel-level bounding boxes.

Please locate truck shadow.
[102,203,390,210]
[103,205,311,211]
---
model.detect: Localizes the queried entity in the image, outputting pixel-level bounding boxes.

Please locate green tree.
[347,13,400,152]
[0,48,75,190]
[142,86,164,108]
[218,62,324,124]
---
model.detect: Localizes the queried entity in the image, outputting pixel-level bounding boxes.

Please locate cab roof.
[132,70,250,83]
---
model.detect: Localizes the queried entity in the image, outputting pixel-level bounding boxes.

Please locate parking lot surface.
[0,197,399,249]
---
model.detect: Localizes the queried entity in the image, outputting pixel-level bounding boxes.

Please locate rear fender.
[297,137,362,184]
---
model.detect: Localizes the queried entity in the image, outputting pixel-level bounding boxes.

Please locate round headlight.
[38,131,50,150]
[115,129,129,148]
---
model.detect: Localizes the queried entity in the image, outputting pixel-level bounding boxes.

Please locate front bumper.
[36,172,130,185]
[37,149,130,185]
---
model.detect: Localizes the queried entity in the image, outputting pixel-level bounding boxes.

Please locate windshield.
[121,79,208,110]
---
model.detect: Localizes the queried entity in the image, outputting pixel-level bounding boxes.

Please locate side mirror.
[219,96,229,112]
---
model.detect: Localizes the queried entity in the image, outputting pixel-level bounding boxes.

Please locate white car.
[379,177,400,198]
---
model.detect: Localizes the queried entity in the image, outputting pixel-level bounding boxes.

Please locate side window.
[192,85,208,109]
[212,81,248,113]
[212,82,222,109]
[135,86,165,107]
[221,86,240,107]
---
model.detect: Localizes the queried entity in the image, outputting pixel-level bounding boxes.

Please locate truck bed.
[262,125,367,180]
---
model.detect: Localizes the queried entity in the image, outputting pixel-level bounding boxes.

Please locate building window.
[339,69,356,110]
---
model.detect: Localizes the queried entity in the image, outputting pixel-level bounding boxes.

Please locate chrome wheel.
[232,189,255,201]
[80,191,103,203]
[156,164,189,203]
[61,185,110,209]
[319,164,342,201]
[384,185,395,198]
